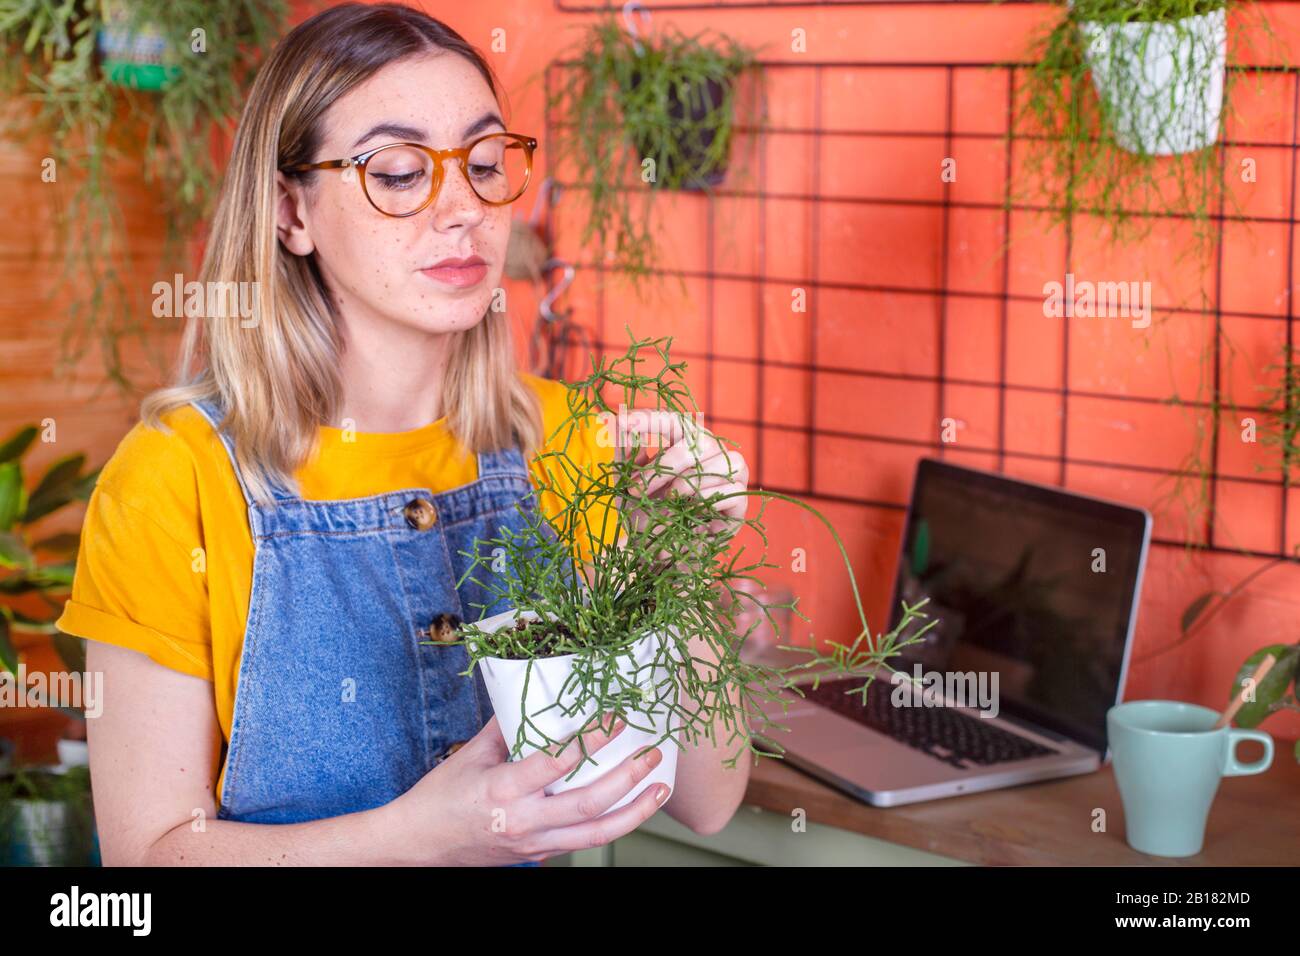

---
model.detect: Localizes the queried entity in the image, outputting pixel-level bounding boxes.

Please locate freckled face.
[295,52,513,338]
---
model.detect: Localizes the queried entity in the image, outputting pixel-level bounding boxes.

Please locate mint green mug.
[1107,700,1273,857]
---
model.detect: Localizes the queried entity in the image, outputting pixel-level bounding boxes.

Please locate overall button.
[403,497,437,530]
[435,740,469,764]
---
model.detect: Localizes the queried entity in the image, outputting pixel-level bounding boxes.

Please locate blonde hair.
[142,3,541,504]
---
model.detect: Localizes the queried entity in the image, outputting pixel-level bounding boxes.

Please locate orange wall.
[3,1,1298,746]
[439,0,1300,744]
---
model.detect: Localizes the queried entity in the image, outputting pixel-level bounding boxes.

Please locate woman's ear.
[275,171,316,256]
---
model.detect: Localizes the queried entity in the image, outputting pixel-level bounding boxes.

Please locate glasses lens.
[364,146,436,215]
[466,134,530,204]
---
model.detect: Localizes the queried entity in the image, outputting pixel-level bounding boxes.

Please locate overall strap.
[190,397,298,505]
[476,445,529,479]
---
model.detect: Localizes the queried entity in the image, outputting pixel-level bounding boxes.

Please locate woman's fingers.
[500,712,626,799]
[532,774,671,857]
[640,445,746,500]
[533,740,667,831]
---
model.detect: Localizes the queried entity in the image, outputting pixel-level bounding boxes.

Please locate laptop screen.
[888,458,1151,756]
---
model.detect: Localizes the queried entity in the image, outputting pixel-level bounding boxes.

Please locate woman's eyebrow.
[462,111,506,139]
[351,122,427,150]
[348,114,505,152]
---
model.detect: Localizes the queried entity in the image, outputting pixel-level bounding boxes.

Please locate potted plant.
[427,332,936,813]
[0,425,100,863]
[1074,0,1227,156]
[1010,0,1262,251]
[0,0,290,386]
[1227,644,1300,763]
[0,764,95,866]
[544,9,764,289]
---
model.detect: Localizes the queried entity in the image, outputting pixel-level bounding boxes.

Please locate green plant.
[1147,553,1300,761]
[0,423,99,711]
[1256,345,1300,478]
[544,11,764,294]
[0,0,289,388]
[1012,0,1235,253]
[1227,644,1300,762]
[439,331,936,773]
[0,764,95,866]
[1009,1,1288,554]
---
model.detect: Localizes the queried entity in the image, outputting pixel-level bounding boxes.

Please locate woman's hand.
[618,408,750,538]
[381,714,670,866]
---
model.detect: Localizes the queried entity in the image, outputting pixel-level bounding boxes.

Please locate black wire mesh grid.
[544,47,1300,564]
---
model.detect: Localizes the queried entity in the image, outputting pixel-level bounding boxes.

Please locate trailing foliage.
[445,332,935,772]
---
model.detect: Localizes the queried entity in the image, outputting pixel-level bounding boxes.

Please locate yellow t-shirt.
[55,373,612,805]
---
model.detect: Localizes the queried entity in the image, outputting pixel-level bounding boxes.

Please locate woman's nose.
[430,159,486,231]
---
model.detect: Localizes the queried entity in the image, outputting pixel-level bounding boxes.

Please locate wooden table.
[733,746,1300,865]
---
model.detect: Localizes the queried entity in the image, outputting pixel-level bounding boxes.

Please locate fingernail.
[610,719,626,735]
[645,747,662,767]
[655,785,670,804]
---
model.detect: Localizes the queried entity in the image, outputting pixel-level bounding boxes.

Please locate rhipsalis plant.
[1012,0,1237,254]
[544,12,764,295]
[440,332,935,774]
[0,0,289,387]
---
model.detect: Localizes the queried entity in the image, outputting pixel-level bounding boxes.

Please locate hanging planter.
[473,608,679,815]
[1076,2,1227,155]
[96,0,180,91]
[545,8,762,286]
[624,68,735,192]
[1011,0,1251,251]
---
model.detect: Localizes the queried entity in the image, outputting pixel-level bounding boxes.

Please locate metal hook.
[539,258,575,323]
[527,177,562,228]
[622,1,650,56]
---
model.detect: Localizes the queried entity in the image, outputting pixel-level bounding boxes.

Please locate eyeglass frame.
[278,131,538,218]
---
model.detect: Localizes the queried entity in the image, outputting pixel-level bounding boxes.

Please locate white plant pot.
[56,739,89,769]
[1078,7,1227,156]
[473,607,679,816]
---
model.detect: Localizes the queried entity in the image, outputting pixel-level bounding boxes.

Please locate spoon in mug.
[1213,654,1277,729]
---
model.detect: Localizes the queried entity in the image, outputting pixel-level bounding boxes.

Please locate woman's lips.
[420,260,488,288]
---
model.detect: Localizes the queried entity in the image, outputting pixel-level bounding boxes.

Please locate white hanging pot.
[472,607,679,815]
[1077,6,1227,155]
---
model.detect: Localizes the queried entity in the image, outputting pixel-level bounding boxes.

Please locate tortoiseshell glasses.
[280,132,537,218]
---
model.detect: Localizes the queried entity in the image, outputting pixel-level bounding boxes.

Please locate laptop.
[754,457,1152,807]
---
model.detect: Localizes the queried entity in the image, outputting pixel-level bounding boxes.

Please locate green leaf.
[0,530,34,570]
[910,519,931,577]
[53,631,85,675]
[1231,644,1300,728]
[0,614,15,676]
[0,460,25,530]
[1180,591,1218,635]
[1294,738,1300,765]
[8,609,56,633]
[23,453,86,523]
[0,425,37,464]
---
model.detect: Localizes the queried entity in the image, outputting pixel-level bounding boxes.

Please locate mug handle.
[1224,729,1274,776]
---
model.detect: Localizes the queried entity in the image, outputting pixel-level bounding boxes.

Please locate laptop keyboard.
[798,677,1058,770]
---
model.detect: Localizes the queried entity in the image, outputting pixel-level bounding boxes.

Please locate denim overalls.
[192,398,541,860]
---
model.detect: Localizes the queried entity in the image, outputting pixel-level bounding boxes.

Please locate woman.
[57,2,751,866]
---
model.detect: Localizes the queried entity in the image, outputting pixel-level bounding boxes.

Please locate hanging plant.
[1011,0,1245,252]
[428,331,937,811]
[544,8,764,292]
[0,0,290,388]
[1011,1,1286,553]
